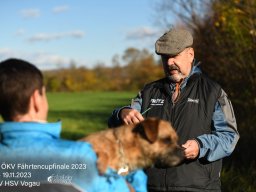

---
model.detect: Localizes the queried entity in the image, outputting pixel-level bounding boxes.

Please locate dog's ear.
[133,118,160,143]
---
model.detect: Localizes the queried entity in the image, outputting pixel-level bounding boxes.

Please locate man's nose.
[167,57,175,66]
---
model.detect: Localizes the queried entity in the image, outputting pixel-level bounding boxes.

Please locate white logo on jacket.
[187,98,199,104]
[150,99,165,106]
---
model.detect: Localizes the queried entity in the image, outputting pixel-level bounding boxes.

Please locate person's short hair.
[0,58,43,121]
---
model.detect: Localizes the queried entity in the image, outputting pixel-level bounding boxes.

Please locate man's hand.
[182,140,200,160]
[120,108,144,125]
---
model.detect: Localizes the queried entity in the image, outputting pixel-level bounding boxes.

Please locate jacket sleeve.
[125,170,148,192]
[95,168,147,192]
[108,92,143,128]
[196,89,239,161]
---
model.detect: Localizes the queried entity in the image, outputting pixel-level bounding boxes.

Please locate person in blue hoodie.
[0,58,147,192]
[108,28,239,192]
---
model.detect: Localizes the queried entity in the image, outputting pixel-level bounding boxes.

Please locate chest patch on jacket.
[150,99,165,106]
[187,98,199,104]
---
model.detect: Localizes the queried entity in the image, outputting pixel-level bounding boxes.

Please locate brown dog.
[80,117,184,175]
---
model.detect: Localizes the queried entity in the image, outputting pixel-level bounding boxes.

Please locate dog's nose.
[175,147,185,160]
[165,147,185,166]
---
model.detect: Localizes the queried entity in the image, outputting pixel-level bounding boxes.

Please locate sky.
[0,0,173,70]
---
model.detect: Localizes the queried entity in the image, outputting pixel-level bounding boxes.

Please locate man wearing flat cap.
[108,28,239,192]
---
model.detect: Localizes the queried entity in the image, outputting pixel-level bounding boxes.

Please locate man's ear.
[132,118,160,143]
[187,48,194,61]
[31,89,42,113]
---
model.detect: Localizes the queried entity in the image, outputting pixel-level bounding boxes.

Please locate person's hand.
[182,140,199,160]
[120,108,144,125]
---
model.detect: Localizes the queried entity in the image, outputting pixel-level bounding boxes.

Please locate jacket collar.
[0,121,62,140]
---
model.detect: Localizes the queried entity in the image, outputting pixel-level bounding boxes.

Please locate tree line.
[44,48,163,92]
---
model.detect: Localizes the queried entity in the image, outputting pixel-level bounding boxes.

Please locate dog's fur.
[80,118,184,175]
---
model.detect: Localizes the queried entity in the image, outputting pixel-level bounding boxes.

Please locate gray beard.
[166,73,184,83]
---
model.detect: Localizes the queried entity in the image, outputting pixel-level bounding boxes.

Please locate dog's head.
[132,117,184,167]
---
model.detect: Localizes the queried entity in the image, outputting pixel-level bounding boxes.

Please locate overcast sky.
[0,0,173,70]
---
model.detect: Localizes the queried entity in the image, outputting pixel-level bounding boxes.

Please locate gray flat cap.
[155,29,193,56]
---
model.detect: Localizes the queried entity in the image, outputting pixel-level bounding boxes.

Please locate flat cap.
[155,29,193,56]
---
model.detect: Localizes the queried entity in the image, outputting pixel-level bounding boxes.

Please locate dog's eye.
[161,137,172,145]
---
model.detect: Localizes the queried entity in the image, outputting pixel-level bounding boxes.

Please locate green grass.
[47,91,136,140]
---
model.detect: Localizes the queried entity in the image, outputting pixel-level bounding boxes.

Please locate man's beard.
[165,65,184,83]
[167,73,184,83]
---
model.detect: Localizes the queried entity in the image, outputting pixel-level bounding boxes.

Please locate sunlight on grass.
[47,91,135,139]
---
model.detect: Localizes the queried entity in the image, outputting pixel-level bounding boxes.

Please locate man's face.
[161,48,194,83]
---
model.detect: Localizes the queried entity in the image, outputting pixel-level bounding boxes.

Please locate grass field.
[47,91,136,140]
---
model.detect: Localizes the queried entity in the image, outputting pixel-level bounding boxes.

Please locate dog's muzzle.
[155,147,185,168]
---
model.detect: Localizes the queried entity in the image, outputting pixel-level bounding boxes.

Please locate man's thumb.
[182,141,189,149]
